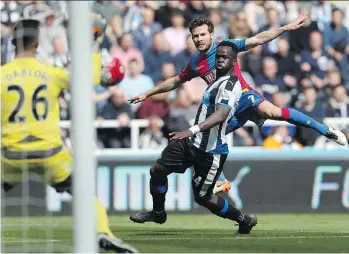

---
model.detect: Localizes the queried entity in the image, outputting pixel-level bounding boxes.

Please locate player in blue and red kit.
[129,15,347,197]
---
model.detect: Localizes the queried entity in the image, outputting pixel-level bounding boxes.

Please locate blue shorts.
[226,89,266,134]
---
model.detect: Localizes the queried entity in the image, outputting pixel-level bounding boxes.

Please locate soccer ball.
[100,53,125,87]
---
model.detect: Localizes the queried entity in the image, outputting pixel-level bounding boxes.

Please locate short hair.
[12,19,40,52]
[217,40,239,54]
[188,17,214,34]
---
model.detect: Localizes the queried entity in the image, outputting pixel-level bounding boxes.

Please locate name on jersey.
[4,69,49,82]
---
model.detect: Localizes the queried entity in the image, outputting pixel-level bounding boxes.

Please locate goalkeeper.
[1,18,136,253]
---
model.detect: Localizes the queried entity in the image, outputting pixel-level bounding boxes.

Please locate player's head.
[215,41,239,73]
[12,19,40,54]
[188,17,214,52]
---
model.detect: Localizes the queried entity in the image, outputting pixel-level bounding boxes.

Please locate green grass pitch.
[2,214,349,253]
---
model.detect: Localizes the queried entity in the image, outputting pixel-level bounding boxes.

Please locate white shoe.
[213,179,231,195]
[98,234,138,253]
[326,127,348,146]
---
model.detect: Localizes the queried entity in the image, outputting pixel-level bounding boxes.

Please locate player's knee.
[150,163,169,178]
[259,102,282,119]
[194,193,210,207]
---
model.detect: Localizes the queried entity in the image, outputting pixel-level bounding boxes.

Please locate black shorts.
[157,139,227,197]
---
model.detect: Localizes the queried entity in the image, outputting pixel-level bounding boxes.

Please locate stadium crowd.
[1,0,349,150]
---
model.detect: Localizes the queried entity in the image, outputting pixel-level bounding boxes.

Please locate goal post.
[68,1,97,253]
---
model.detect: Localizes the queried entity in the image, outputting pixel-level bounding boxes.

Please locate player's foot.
[325,126,348,146]
[213,179,231,194]
[98,234,138,253]
[236,214,257,234]
[130,210,167,224]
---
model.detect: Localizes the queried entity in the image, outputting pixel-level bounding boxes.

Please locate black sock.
[200,195,245,223]
[150,177,168,212]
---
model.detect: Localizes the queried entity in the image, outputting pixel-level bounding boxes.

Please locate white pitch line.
[128,235,349,241]
[2,239,68,243]
[2,235,348,243]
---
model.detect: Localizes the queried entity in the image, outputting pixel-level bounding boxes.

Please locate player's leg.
[47,148,137,253]
[1,156,25,192]
[213,109,249,195]
[192,153,257,234]
[257,100,347,145]
[130,139,192,224]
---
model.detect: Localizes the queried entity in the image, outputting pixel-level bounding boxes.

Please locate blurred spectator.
[326,85,349,118]
[324,67,343,98]
[132,7,162,55]
[137,89,171,121]
[259,8,285,54]
[98,87,134,148]
[1,1,20,35]
[209,9,228,40]
[264,1,286,24]
[174,34,197,74]
[118,58,154,111]
[123,0,144,32]
[241,45,263,78]
[254,57,286,101]
[323,8,349,61]
[244,1,266,34]
[272,37,298,91]
[228,10,252,40]
[218,0,244,25]
[103,15,124,50]
[139,115,168,149]
[299,31,333,90]
[49,36,70,68]
[288,8,320,54]
[155,0,185,29]
[323,8,349,87]
[110,32,144,73]
[295,87,326,146]
[144,32,174,83]
[170,86,196,126]
[162,11,188,56]
[39,9,68,57]
[184,0,209,25]
[263,126,302,149]
[310,0,332,30]
[1,0,21,64]
[91,0,124,22]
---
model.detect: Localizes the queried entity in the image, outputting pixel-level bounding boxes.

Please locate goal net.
[1,2,95,252]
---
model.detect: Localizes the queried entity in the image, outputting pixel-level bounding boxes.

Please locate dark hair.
[217,40,239,54]
[12,19,40,52]
[332,8,344,15]
[188,17,214,34]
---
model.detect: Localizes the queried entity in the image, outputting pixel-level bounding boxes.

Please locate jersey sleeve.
[178,61,199,82]
[216,79,239,110]
[225,39,246,52]
[52,52,101,90]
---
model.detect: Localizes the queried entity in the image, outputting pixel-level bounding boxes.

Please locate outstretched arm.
[245,13,308,50]
[169,105,230,140]
[129,75,184,104]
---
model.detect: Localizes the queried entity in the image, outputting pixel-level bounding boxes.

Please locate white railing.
[59,118,349,150]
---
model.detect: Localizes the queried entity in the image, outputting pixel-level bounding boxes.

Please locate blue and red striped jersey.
[179,39,253,90]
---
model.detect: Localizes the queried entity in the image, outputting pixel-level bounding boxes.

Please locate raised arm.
[129,75,185,104]
[245,13,308,50]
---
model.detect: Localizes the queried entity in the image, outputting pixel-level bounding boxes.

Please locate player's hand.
[169,130,193,141]
[285,13,308,31]
[128,93,147,104]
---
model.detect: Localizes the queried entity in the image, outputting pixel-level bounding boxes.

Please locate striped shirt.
[191,74,242,155]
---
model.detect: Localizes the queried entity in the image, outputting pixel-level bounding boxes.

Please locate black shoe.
[98,234,138,253]
[130,210,167,224]
[236,214,257,234]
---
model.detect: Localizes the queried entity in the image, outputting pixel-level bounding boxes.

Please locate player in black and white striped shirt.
[130,41,257,234]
